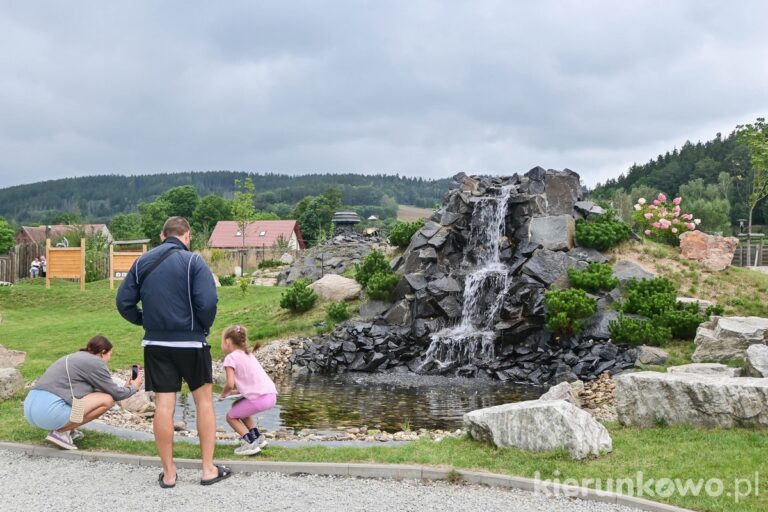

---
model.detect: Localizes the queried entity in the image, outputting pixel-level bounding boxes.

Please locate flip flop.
[200,465,233,486]
[158,472,176,489]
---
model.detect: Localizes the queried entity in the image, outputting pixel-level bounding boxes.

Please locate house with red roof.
[208,220,305,250]
[15,224,113,245]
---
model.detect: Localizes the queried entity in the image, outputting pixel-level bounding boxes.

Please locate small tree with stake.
[735,118,768,266]
[231,177,256,274]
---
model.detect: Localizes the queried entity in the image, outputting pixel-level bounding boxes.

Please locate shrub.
[239,276,249,296]
[658,305,705,340]
[219,275,236,286]
[706,304,725,317]
[258,259,283,269]
[327,301,351,323]
[632,193,698,245]
[544,288,597,336]
[355,250,392,288]
[574,212,632,251]
[567,263,619,292]
[622,277,677,318]
[366,272,400,301]
[609,314,672,346]
[280,279,318,312]
[388,219,425,248]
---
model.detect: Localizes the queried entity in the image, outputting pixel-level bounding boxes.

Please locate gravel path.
[1,449,641,512]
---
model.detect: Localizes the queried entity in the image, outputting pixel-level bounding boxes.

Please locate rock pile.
[277,232,390,285]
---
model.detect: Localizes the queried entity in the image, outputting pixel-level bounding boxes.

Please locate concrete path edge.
[0,441,694,512]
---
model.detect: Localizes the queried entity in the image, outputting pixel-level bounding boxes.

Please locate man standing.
[117,216,232,487]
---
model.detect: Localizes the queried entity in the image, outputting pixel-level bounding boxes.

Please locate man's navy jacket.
[116,237,218,343]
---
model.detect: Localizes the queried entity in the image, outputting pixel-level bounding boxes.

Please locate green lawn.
[2,279,768,511]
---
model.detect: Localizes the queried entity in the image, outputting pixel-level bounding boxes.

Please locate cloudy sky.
[1,1,767,188]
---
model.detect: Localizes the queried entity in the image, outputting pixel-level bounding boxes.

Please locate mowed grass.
[2,279,768,510]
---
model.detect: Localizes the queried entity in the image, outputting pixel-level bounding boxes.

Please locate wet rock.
[527,215,575,251]
[522,249,579,285]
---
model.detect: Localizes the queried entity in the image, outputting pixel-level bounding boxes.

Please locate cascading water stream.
[423,185,514,370]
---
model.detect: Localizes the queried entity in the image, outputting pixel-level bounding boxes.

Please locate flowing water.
[423,185,514,370]
[174,373,540,433]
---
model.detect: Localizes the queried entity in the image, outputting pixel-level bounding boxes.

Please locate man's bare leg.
[191,383,219,480]
[154,392,177,485]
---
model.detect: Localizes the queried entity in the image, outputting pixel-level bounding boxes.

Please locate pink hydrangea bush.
[633,193,700,245]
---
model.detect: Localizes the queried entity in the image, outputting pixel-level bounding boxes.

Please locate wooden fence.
[0,243,44,283]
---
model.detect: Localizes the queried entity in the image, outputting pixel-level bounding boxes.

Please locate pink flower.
[682,213,693,220]
[658,193,667,202]
[644,229,651,235]
[673,197,682,205]
[643,213,652,219]
[672,218,679,224]
[653,199,660,206]
[638,198,646,205]
[685,222,695,230]
[652,222,661,229]
[659,219,672,229]
[671,227,678,234]
[649,204,657,210]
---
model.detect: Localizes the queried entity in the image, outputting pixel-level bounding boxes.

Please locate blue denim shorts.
[24,389,71,431]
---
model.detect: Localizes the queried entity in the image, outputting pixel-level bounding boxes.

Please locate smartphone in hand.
[131,364,140,380]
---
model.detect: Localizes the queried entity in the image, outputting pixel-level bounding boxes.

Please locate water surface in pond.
[176,372,542,433]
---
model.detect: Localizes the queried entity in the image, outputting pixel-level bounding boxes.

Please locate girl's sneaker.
[46,430,77,450]
[234,440,261,456]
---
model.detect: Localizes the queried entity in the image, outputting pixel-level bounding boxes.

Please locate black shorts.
[144,344,213,393]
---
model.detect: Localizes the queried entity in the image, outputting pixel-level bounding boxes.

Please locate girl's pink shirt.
[223,349,277,399]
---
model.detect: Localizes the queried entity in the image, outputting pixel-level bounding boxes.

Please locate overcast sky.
[1,1,767,188]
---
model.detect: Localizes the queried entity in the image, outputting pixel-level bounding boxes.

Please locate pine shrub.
[355,250,392,288]
[366,272,400,301]
[567,263,619,292]
[280,279,318,312]
[574,212,632,251]
[326,301,351,323]
[608,314,672,346]
[388,219,425,248]
[544,288,597,336]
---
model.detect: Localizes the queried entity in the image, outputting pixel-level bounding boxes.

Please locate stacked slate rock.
[277,232,388,285]
[290,167,639,385]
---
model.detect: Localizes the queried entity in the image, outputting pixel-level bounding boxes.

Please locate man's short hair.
[162,217,191,238]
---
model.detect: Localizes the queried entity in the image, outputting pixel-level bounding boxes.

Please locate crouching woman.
[23,335,141,450]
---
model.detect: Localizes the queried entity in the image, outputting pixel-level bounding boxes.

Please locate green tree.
[292,188,343,245]
[0,217,15,253]
[108,213,145,241]
[51,211,82,225]
[138,199,171,246]
[679,175,732,234]
[158,185,200,219]
[735,118,768,264]
[231,177,256,271]
[192,194,232,233]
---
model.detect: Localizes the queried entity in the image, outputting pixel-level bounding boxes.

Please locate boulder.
[667,363,741,377]
[574,201,605,217]
[309,274,362,302]
[527,215,575,251]
[0,345,26,368]
[464,400,611,460]
[0,368,23,401]
[522,249,580,285]
[635,345,669,366]
[746,344,768,377]
[539,381,583,407]
[615,371,768,428]
[679,231,739,271]
[542,170,582,216]
[692,316,768,363]
[582,310,619,341]
[612,260,654,287]
[567,247,608,264]
[120,390,155,415]
[280,252,295,265]
[359,300,394,320]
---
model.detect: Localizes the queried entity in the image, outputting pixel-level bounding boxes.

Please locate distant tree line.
[0,172,450,226]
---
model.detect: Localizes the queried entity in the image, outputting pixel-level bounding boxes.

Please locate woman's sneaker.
[46,430,77,450]
[233,440,261,456]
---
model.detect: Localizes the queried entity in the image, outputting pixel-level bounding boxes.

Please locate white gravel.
[0,449,641,512]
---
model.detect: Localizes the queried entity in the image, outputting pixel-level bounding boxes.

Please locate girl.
[220,325,277,455]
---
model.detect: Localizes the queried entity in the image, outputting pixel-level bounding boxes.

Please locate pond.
[176,372,543,433]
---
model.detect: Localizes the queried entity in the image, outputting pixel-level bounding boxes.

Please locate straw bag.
[65,356,86,423]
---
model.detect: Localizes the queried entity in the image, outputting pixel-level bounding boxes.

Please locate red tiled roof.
[208,220,305,249]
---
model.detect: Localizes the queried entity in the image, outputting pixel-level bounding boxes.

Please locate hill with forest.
[592,126,760,232]
[0,172,451,225]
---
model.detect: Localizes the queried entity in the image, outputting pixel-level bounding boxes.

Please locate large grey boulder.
[0,368,23,401]
[539,381,584,408]
[359,300,392,320]
[522,249,580,285]
[567,247,608,264]
[667,363,741,377]
[635,345,669,366]
[692,316,768,363]
[616,371,768,428]
[542,170,582,215]
[582,310,619,341]
[612,260,654,287]
[463,400,612,460]
[309,274,362,302]
[746,344,768,377]
[0,345,26,368]
[527,215,575,251]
